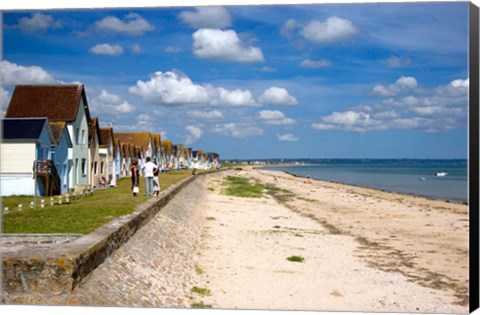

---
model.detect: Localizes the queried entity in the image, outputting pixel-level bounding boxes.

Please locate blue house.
[1,118,59,196]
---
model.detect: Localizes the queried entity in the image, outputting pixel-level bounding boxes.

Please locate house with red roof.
[99,127,115,186]
[5,85,91,191]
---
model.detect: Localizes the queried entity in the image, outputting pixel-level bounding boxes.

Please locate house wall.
[53,130,71,194]
[1,143,35,174]
[67,99,89,188]
[89,134,101,189]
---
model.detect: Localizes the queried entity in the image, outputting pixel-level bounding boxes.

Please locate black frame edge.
[470,1,480,313]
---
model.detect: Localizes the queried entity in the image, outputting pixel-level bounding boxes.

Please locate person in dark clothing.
[131,160,140,196]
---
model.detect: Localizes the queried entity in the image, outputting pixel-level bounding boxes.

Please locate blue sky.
[0,1,471,159]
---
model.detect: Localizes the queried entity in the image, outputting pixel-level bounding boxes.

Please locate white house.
[1,118,57,196]
[5,84,91,191]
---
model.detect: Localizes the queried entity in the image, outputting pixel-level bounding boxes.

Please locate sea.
[261,159,468,203]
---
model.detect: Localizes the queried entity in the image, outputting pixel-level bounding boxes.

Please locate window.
[75,128,80,144]
[82,159,87,176]
[100,162,104,175]
[81,130,85,144]
[94,162,98,175]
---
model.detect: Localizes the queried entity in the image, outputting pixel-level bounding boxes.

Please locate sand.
[188,168,469,313]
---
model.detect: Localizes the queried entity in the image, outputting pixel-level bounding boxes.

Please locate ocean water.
[262,159,468,202]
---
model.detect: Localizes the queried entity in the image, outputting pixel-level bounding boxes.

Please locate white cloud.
[211,123,263,139]
[90,89,136,115]
[90,43,124,56]
[0,60,56,86]
[281,18,300,38]
[277,133,298,141]
[259,87,298,106]
[179,6,231,29]
[95,13,154,36]
[192,29,264,63]
[372,76,418,96]
[129,70,257,107]
[1,88,11,114]
[387,56,411,68]
[187,110,223,120]
[184,125,203,145]
[301,16,359,44]
[300,59,332,68]
[132,44,143,53]
[312,111,384,132]
[165,46,183,53]
[258,110,295,125]
[261,66,277,73]
[12,13,61,33]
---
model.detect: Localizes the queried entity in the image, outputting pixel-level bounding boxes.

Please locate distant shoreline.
[249,166,468,205]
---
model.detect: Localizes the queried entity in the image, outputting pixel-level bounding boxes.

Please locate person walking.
[131,160,140,196]
[142,157,158,197]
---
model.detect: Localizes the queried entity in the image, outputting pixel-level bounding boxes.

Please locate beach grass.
[191,302,212,308]
[222,176,294,202]
[191,286,211,296]
[222,176,264,198]
[287,255,305,263]
[1,170,192,234]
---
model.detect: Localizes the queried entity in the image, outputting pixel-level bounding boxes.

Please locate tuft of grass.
[191,286,211,296]
[294,233,304,237]
[222,176,264,198]
[273,225,281,229]
[191,302,212,308]
[195,266,204,275]
[287,255,305,263]
[206,217,216,221]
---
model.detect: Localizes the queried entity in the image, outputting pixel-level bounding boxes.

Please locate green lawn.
[1,170,192,234]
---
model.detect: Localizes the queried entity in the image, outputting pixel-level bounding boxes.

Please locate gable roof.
[99,127,114,147]
[2,118,52,143]
[5,84,91,123]
[88,117,101,145]
[114,132,152,155]
[49,121,72,146]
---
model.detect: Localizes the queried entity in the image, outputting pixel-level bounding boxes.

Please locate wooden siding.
[1,143,36,173]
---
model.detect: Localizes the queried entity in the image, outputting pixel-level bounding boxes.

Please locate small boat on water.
[435,172,448,177]
[419,177,426,181]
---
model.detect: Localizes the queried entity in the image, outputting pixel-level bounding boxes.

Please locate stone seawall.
[1,172,212,301]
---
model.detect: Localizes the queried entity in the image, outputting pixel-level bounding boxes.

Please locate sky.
[0,0,472,160]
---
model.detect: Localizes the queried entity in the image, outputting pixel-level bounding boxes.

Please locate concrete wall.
[1,172,216,302]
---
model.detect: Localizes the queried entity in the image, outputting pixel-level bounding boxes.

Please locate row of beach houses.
[0,84,220,197]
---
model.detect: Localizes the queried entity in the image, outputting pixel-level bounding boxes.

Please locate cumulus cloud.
[387,56,411,68]
[192,29,264,63]
[12,13,61,33]
[312,111,384,132]
[187,110,223,120]
[259,87,298,106]
[314,77,468,133]
[1,88,11,114]
[184,125,203,145]
[90,43,124,55]
[258,110,295,125]
[301,16,359,44]
[211,122,263,139]
[179,6,231,29]
[300,59,332,68]
[0,60,56,86]
[277,133,298,141]
[95,13,155,35]
[90,89,136,115]
[372,76,418,96]
[129,70,257,107]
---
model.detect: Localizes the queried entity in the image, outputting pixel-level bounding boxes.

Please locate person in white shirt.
[142,157,158,197]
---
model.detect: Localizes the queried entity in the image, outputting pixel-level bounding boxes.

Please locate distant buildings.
[1,84,220,197]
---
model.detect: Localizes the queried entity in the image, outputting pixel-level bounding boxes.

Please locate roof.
[2,118,49,141]
[99,128,113,147]
[5,84,91,123]
[49,121,72,146]
[88,117,100,145]
[114,132,151,154]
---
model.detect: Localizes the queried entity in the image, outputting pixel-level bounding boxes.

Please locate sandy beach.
[189,167,469,313]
